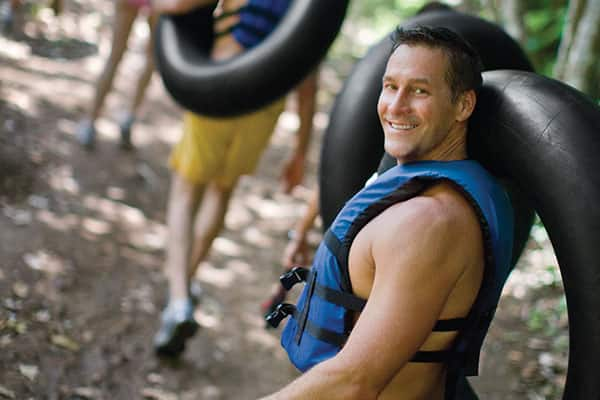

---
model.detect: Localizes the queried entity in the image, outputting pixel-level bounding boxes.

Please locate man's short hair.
[391,26,483,102]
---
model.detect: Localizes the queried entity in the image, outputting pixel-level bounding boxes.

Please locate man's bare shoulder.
[376,183,475,232]
[365,182,483,271]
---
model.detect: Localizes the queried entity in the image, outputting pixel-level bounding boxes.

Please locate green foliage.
[527,293,567,336]
[328,0,428,65]
[329,0,572,78]
[523,3,568,76]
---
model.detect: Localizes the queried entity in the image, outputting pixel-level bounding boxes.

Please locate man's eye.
[414,88,426,94]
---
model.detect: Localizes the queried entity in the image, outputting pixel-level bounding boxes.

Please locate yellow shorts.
[169,99,286,187]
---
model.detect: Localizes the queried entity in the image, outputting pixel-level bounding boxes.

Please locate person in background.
[76,0,157,150]
[150,0,318,358]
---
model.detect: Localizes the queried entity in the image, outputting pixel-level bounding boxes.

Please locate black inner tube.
[469,70,600,399]
[154,0,349,116]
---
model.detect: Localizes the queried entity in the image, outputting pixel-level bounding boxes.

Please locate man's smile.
[385,119,419,132]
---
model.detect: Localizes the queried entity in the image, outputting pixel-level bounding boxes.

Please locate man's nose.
[388,90,411,113]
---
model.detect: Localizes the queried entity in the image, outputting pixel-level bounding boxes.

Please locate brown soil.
[0,2,567,399]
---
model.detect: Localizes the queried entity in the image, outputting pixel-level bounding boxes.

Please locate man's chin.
[383,143,410,161]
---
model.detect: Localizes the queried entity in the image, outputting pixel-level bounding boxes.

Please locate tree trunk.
[499,0,526,46]
[553,0,585,80]
[562,0,600,98]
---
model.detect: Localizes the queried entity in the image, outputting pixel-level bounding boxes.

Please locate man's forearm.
[258,358,377,400]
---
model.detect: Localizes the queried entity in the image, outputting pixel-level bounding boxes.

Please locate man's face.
[377,44,466,163]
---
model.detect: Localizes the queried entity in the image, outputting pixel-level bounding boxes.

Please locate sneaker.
[76,119,96,150]
[154,298,198,357]
[118,113,135,150]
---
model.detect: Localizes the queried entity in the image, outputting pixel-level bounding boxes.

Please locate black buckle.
[279,267,310,290]
[264,303,296,328]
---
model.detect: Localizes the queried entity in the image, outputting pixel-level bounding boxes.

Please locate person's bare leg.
[164,173,205,302]
[88,1,137,120]
[187,180,238,281]
[78,1,137,148]
[155,172,204,357]
[119,11,158,149]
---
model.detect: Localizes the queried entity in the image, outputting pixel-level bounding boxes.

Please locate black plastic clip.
[279,267,310,290]
[265,303,296,328]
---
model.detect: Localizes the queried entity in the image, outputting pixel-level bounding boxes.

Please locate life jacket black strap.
[280,266,366,312]
[265,302,459,363]
[432,317,466,332]
[313,283,366,312]
[323,229,348,277]
[303,319,347,348]
[264,302,349,347]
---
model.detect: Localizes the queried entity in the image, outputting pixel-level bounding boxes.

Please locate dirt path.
[0,2,567,399]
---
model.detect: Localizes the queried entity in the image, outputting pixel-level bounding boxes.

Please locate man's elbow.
[343,383,379,400]
[319,362,381,400]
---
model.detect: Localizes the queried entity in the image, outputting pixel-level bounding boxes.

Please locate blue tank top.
[215,0,292,49]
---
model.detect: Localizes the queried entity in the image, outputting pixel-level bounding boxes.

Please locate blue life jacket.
[266,160,514,399]
[215,0,292,49]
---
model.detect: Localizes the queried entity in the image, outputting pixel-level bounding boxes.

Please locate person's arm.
[281,187,320,268]
[260,192,482,399]
[280,70,318,194]
[151,0,216,14]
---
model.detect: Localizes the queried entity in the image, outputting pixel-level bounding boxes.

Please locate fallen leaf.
[0,385,15,399]
[2,206,32,226]
[27,195,49,209]
[12,282,29,298]
[82,330,94,343]
[23,250,66,276]
[3,298,22,312]
[141,388,178,400]
[34,310,51,323]
[0,335,12,347]
[18,364,39,382]
[71,387,102,399]
[6,319,27,334]
[146,373,164,385]
[51,334,80,351]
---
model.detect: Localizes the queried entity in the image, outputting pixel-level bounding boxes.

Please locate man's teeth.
[390,122,417,130]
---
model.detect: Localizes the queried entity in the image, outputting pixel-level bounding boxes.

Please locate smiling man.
[260,26,514,400]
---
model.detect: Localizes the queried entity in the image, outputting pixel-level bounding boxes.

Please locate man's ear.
[456,90,477,122]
